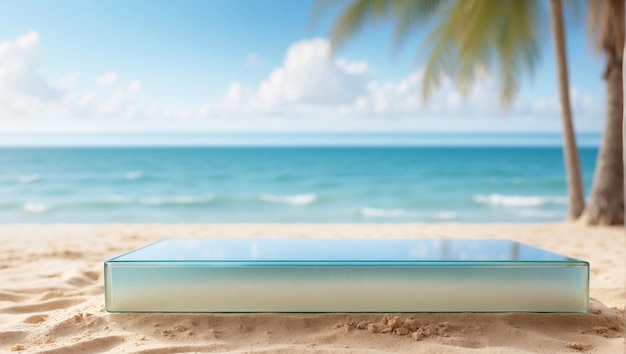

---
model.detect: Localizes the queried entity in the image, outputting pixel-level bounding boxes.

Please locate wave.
[24,203,46,213]
[18,174,40,183]
[259,193,317,206]
[139,195,215,206]
[431,211,458,220]
[516,209,566,218]
[359,207,418,218]
[124,171,143,180]
[473,194,567,207]
[107,195,215,206]
[360,207,458,220]
[107,195,134,204]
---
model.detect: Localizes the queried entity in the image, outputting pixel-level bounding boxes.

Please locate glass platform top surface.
[108,239,585,264]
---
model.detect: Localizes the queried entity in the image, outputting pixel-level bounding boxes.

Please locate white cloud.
[219,44,516,122]
[520,86,600,119]
[341,70,471,117]
[336,68,603,127]
[221,38,371,115]
[570,87,597,116]
[199,103,211,118]
[222,81,253,111]
[95,71,118,87]
[128,79,141,94]
[335,58,368,75]
[93,79,142,117]
[81,91,97,106]
[14,31,39,48]
[0,30,61,114]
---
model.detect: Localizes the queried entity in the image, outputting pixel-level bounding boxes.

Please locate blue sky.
[0,0,607,135]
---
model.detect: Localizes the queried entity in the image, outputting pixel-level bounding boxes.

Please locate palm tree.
[549,0,585,219]
[623,2,626,228]
[584,0,624,224]
[313,0,586,220]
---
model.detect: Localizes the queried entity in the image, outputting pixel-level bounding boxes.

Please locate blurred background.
[0,0,620,224]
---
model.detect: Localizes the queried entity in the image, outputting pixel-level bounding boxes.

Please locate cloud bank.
[0,32,603,132]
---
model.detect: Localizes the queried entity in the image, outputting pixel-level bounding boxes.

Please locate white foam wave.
[18,174,40,183]
[516,209,567,218]
[431,211,458,220]
[259,193,317,205]
[138,195,214,206]
[360,207,418,218]
[24,203,46,213]
[474,194,567,207]
[124,171,143,180]
[107,195,215,205]
[107,195,134,204]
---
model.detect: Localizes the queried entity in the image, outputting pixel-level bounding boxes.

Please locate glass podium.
[104,238,588,313]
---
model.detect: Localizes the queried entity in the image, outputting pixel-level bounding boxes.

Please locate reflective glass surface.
[112,238,578,263]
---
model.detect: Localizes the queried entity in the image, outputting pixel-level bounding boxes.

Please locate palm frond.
[494,0,543,105]
[420,2,462,101]
[454,0,499,96]
[326,0,396,52]
[316,0,545,107]
[390,0,449,52]
[309,0,345,29]
[422,0,543,107]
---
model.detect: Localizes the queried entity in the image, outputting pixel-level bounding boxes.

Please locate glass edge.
[103,260,589,267]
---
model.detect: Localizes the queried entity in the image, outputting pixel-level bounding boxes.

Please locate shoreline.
[1,223,623,353]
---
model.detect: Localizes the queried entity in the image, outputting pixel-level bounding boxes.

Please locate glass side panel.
[105,239,589,312]
[109,239,582,263]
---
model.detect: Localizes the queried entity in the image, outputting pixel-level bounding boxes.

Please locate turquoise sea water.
[0,141,599,223]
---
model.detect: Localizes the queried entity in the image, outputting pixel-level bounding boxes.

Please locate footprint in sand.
[83,271,100,281]
[23,314,49,324]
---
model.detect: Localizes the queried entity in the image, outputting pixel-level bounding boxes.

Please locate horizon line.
[0,131,602,148]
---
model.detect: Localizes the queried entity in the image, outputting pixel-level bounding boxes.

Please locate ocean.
[0,140,599,223]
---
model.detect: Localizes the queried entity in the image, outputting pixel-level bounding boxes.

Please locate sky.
[0,0,609,136]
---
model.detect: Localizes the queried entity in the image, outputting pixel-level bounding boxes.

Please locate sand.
[0,223,623,353]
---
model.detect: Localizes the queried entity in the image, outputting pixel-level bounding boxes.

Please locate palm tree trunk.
[623,0,626,228]
[548,0,586,219]
[585,0,625,225]
[586,44,625,225]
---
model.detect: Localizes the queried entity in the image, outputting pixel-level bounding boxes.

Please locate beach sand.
[0,223,623,353]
